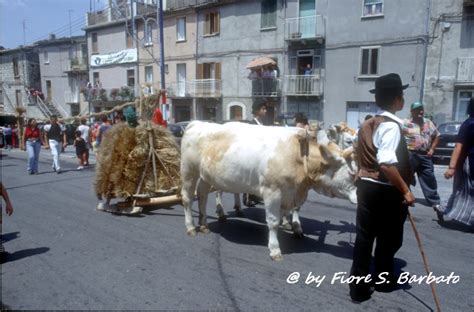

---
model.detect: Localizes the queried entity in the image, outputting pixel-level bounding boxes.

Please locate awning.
[246,56,277,69]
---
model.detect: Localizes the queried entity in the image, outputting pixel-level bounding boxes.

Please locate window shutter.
[197,64,204,79]
[205,13,210,35]
[215,12,220,34]
[215,63,221,80]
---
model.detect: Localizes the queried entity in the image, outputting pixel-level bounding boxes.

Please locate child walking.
[74,130,87,170]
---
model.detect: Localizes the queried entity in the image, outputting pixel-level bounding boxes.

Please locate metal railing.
[284,15,325,41]
[168,79,222,98]
[456,57,474,83]
[86,87,136,102]
[250,78,281,97]
[284,75,322,96]
[167,0,218,10]
[64,58,88,73]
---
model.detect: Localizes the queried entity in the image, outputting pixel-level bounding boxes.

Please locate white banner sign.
[90,49,137,67]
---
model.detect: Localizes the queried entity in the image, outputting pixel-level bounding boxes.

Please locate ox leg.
[291,206,304,239]
[197,180,212,234]
[263,189,283,261]
[215,191,226,222]
[281,210,292,230]
[233,193,244,217]
[182,175,198,236]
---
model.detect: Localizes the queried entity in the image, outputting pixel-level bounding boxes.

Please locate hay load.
[95,122,181,201]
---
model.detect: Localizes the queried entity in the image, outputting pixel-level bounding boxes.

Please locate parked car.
[169,121,191,138]
[432,121,462,163]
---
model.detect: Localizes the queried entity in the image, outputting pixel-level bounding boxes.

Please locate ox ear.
[319,144,344,166]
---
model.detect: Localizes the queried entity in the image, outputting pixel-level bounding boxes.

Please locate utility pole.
[158,0,165,91]
[68,10,74,38]
[22,20,26,46]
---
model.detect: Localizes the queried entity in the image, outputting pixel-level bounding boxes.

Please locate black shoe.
[433,205,444,222]
[349,284,374,303]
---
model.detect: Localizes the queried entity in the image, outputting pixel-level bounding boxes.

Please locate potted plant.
[119,86,131,100]
[110,88,120,100]
[99,88,108,101]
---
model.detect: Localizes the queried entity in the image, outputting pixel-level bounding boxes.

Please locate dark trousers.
[350,180,408,295]
[409,152,440,206]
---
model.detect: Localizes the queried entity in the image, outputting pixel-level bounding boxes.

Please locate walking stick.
[407,211,442,312]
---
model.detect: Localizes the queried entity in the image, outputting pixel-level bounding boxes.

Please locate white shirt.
[43,123,65,133]
[77,124,90,144]
[373,110,403,165]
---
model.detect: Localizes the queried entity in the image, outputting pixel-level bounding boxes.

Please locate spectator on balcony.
[248,70,259,80]
[304,64,313,76]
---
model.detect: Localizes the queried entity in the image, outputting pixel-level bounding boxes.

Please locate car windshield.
[438,123,461,134]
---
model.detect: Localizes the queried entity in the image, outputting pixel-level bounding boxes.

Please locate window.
[360,47,379,76]
[363,0,383,17]
[197,62,221,79]
[91,33,98,53]
[44,51,50,64]
[204,12,220,36]
[261,0,277,29]
[13,58,19,77]
[456,91,473,121]
[145,66,153,83]
[46,80,52,101]
[177,17,186,41]
[126,26,134,48]
[127,69,135,87]
[145,21,154,45]
[0,90,4,105]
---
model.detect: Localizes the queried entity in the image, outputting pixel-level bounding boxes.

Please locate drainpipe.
[420,0,432,102]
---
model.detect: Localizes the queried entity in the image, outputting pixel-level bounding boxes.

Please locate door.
[299,0,316,38]
[177,63,186,96]
[46,80,52,102]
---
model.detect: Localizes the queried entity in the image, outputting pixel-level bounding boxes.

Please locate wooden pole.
[408,212,442,312]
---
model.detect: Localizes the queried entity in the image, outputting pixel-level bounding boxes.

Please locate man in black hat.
[349,73,415,303]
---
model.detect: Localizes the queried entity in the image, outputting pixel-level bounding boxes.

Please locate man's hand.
[444,168,455,179]
[44,145,50,150]
[403,191,416,206]
[5,202,13,216]
[427,148,434,157]
[63,142,67,149]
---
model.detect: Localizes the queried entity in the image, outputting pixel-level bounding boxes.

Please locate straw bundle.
[95,122,181,200]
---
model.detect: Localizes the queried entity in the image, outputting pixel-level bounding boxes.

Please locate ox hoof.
[97,203,105,211]
[218,215,227,222]
[234,210,244,217]
[281,222,292,231]
[293,231,305,239]
[199,225,210,234]
[270,254,283,261]
[187,229,197,237]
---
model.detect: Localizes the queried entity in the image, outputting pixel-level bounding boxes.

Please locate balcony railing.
[167,0,218,10]
[86,5,130,26]
[64,58,88,73]
[456,57,474,83]
[168,79,222,98]
[285,15,325,41]
[84,87,135,102]
[64,91,80,104]
[284,75,322,96]
[250,78,281,97]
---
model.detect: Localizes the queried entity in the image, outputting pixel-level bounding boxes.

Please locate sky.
[0,0,107,49]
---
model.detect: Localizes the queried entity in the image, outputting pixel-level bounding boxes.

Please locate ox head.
[307,142,357,204]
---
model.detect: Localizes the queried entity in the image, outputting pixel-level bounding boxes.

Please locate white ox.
[180,121,357,261]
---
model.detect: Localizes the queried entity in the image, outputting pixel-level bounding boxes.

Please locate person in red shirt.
[23,118,44,175]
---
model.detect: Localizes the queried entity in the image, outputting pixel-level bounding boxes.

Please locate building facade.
[423,0,474,124]
[0,46,42,119]
[36,35,89,118]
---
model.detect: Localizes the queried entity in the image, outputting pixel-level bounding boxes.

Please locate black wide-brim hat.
[369,73,409,94]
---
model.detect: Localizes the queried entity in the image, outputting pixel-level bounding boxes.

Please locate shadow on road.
[207,207,357,259]
[1,247,50,264]
[1,232,20,244]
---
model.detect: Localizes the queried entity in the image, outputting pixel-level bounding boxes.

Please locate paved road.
[1,147,473,311]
